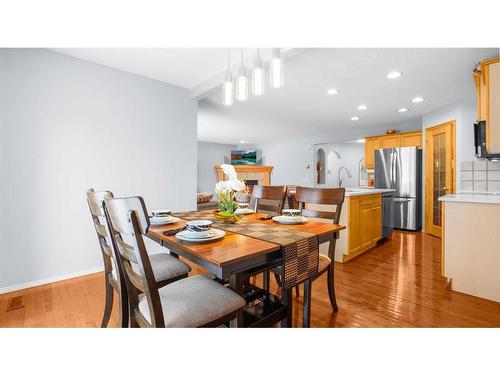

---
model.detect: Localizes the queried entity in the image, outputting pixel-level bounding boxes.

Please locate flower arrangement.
[214,164,246,221]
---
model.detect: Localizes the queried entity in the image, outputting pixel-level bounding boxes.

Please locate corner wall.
[0,49,197,291]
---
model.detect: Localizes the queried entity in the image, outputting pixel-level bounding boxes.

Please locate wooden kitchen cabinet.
[342,194,382,262]
[364,136,381,169]
[401,131,423,148]
[364,131,422,168]
[474,57,500,154]
[380,134,402,149]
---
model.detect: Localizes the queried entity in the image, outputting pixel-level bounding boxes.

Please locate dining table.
[146,210,345,327]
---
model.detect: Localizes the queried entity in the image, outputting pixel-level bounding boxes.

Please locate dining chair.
[104,196,246,328]
[270,186,345,327]
[86,189,192,328]
[250,185,288,215]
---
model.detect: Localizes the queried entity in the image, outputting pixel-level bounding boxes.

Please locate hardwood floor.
[1,230,500,327]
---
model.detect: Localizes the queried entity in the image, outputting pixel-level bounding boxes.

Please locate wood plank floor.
[1,230,500,327]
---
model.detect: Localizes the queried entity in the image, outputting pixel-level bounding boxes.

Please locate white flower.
[221,164,238,179]
[227,178,246,192]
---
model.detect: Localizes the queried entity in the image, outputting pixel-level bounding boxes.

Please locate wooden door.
[348,197,360,252]
[401,132,422,148]
[380,134,402,149]
[425,121,456,238]
[360,204,373,246]
[364,136,381,169]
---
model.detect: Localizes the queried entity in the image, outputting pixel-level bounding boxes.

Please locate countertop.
[439,192,500,204]
[344,188,395,197]
[288,187,394,197]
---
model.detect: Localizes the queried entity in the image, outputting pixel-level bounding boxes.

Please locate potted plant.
[214,164,246,223]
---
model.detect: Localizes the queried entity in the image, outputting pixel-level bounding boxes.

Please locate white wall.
[197,141,235,194]
[250,120,421,187]
[0,49,197,291]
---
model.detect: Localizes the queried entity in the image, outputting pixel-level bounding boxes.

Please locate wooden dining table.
[146,210,345,327]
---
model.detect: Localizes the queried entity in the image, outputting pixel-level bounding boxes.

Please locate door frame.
[424,120,456,238]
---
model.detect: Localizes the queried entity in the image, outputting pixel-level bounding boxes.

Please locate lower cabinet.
[344,194,382,262]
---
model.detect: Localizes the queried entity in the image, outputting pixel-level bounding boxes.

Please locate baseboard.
[0,266,105,295]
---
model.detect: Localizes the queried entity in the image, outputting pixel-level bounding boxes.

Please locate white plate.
[234,208,255,215]
[175,228,225,243]
[149,217,180,226]
[272,216,309,224]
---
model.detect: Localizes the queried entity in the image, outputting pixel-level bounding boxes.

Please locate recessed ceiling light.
[387,71,403,79]
[351,116,360,121]
[397,108,408,113]
[412,96,424,103]
[358,104,368,110]
[240,140,246,144]
[326,88,339,95]
[357,139,365,143]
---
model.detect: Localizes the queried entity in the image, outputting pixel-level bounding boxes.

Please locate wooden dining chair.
[250,185,288,215]
[86,189,128,328]
[104,196,246,328]
[294,186,345,327]
[87,189,192,328]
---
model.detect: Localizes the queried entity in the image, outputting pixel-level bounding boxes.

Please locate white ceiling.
[198,48,498,144]
[51,48,498,145]
[51,48,277,89]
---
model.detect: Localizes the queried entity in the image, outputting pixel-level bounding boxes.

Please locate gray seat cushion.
[138,275,246,327]
[112,253,191,283]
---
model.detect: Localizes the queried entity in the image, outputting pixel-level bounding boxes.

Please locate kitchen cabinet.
[380,134,401,149]
[341,193,382,262]
[474,57,500,154]
[401,131,423,148]
[364,136,381,169]
[364,131,423,168]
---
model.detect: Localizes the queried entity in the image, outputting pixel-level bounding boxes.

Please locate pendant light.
[270,48,284,88]
[251,48,265,96]
[222,49,234,106]
[236,49,248,102]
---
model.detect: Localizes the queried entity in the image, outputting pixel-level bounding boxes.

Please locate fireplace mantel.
[215,165,273,186]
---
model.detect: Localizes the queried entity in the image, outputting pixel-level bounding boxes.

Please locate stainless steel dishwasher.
[381,191,394,239]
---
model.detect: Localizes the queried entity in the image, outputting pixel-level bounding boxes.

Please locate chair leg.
[327,265,339,312]
[295,285,300,298]
[118,287,129,328]
[263,270,270,292]
[274,272,282,287]
[302,280,312,328]
[101,278,114,328]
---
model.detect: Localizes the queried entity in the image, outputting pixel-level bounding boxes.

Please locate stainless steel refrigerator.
[375,147,422,231]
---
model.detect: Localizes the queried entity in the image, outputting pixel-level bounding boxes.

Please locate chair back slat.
[95,222,108,238]
[86,189,115,268]
[115,236,138,263]
[251,185,288,215]
[295,187,345,225]
[105,196,165,327]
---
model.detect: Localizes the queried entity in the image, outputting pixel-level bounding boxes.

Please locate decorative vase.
[213,210,241,224]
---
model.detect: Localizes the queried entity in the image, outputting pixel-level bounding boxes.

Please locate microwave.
[474,121,500,161]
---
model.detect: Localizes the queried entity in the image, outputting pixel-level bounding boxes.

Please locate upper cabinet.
[364,136,381,169]
[474,57,500,154]
[364,131,422,169]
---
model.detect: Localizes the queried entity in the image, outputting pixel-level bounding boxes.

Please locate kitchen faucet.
[337,166,352,187]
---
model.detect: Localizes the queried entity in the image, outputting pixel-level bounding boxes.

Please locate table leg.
[281,288,293,328]
[229,273,245,328]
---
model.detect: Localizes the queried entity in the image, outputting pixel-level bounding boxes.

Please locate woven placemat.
[172,211,319,288]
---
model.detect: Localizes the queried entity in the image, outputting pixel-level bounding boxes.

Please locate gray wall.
[197,141,236,194]
[0,49,197,291]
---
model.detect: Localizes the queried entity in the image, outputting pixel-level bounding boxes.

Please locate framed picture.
[231,150,257,165]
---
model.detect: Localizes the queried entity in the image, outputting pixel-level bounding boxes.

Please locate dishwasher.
[381,191,394,239]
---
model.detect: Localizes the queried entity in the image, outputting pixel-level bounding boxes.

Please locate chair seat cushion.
[112,253,191,283]
[138,275,246,327]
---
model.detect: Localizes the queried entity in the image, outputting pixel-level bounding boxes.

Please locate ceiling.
[51,48,498,145]
[198,48,498,144]
[51,48,277,89]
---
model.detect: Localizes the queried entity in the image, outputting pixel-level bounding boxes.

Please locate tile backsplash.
[460,160,500,193]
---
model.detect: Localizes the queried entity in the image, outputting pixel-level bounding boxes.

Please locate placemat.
[172,211,319,289]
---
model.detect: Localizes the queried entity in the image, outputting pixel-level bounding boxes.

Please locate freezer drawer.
[392,197,420,231]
